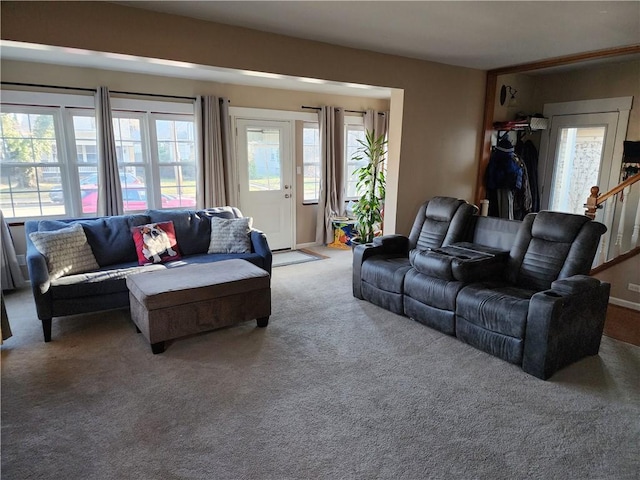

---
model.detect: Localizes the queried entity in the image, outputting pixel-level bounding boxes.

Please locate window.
[302,123,320,202]
[301,118,365,203]
[0,107,67,218]
[344,123,366,199]
[1,91,196,220]
[155,116,197,208]
[111,107,197,213]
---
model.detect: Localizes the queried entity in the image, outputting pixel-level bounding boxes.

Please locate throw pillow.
[131,221,182,265]
[29,223,100,280]
[207,217,252,254]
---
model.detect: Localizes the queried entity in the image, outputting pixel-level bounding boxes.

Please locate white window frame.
[0,91,196,220]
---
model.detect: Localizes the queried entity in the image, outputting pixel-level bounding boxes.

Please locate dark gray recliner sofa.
[353,198,610,379]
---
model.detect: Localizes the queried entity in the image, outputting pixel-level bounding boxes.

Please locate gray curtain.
[197,95,235,208]
[364,109,389,140]
[316,106,345,245]
[95,86,123,216]
[0,210,25,290]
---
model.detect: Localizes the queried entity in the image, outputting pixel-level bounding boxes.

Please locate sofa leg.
[42,318,52,342]
[257,317,269,328]
[151,341,165,354]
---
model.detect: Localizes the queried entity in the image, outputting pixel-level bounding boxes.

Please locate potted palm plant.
[351,129,387,245]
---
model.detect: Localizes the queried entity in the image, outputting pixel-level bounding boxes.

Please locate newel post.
[585,186,600,219]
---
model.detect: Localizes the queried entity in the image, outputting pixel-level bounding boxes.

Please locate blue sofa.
[25,207,272,342]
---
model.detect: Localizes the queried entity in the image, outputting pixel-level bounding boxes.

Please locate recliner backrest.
[408,197,478,251]
[506,211,607,291]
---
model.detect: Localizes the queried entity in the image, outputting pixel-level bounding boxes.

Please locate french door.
[236,119,294,250]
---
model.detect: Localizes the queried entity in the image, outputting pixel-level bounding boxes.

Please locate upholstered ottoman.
[126,259,270,353]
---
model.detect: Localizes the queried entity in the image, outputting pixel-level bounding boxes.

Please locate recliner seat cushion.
[361,256,411,294]
[403,269,462,312]
[456,283,535,339]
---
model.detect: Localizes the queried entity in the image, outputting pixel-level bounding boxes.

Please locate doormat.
[272,249,327,267]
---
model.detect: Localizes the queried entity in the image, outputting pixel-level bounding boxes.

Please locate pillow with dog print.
[131,221,181,265]
[207,217,252,254]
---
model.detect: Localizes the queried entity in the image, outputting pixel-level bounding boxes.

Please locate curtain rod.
[1,81,196,101]
[302,105,385,115]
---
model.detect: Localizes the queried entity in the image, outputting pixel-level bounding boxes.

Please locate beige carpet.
[2,247,639,480]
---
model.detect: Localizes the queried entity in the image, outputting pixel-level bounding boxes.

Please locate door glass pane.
[550,126,606,214]
[247,127,281,191]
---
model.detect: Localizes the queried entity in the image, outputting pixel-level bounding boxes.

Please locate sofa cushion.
[361,256,411,294]
[39,215,151,267]
[456,283,535,339]
[29,223,100,280]
[207,217,252,254]
[132,221,182,265]
[50,262,166,299]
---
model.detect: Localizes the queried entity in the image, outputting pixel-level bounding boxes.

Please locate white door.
[542,112,619,214]
[236,119,294,250]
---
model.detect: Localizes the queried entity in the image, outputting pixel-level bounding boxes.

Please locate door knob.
[284,194,291,198]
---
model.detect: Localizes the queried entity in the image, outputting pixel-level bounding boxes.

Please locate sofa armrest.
[25,225,54,320]
[352,241,404,299]
[250,229,272,275]
[523,277,610,379]
[372,234,409,255]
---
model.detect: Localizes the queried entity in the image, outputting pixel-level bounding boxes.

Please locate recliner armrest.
[352,241,407,299]
[372,234,409,255]
[551,275,601,295]
[523,279,610,379]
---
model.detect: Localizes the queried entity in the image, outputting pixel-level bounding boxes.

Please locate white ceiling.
[116,1,640,70]
[2,2,638,99]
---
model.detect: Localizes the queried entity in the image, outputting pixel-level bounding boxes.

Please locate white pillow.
[207,217,253,254]
[29,223,99,280]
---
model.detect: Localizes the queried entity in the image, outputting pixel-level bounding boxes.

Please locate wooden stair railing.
[585,172,640,267]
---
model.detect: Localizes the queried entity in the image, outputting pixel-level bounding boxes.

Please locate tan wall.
[1,1,487,237]
[593,255,640,305]
[531,59,640,141]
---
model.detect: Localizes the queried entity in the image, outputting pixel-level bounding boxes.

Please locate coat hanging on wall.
[485,136,523,219]
[516,138,540,214]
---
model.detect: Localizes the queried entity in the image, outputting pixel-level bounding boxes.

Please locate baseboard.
[609,297,640,311]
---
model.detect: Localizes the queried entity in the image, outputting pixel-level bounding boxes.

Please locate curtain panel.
[316,106,345,245]
[364,109,389,140]
[95,86,123,216]
[197,96,235,209]
[1,210,24,291]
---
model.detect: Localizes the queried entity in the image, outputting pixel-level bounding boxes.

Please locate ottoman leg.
[257,317,269,328]
[151,341,165,354]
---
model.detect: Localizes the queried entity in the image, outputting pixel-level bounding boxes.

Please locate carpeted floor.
[2,247,639,480]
